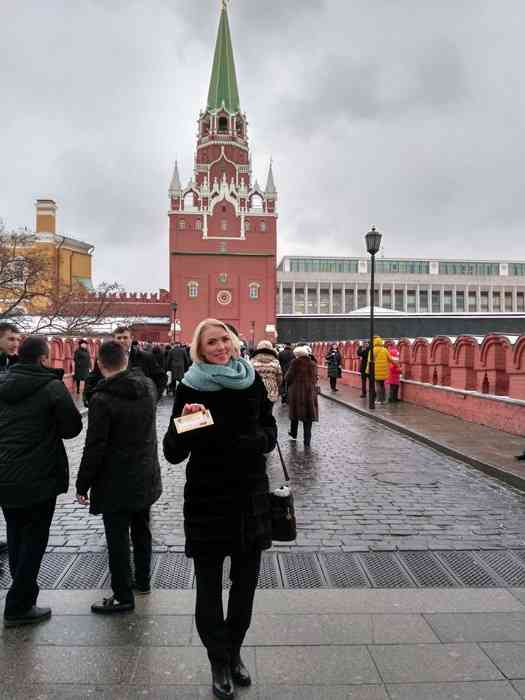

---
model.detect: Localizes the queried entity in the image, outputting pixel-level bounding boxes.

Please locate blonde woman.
[163,319,277,700]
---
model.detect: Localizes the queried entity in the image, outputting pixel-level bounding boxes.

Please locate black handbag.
[270,441,297,542]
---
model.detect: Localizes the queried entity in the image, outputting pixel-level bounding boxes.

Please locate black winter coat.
[0,352,18,373]
[357,345,371,375]
[84,347,167,403]
[73,348,91,380]
[167,346,190,381]
[0,363,83,507]
[76,369,162,515]
[325,350,342,378]
[163,373,277,558]
[278,348,294,374]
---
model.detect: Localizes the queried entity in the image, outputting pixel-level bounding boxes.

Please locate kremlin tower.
[168,3,277,346]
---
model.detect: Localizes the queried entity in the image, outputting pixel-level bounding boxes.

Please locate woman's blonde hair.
[190,318,241,363]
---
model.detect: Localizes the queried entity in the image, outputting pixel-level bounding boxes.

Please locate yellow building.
[33,199,94,293]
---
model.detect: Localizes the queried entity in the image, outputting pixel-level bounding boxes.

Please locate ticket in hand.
[174,409,214,434]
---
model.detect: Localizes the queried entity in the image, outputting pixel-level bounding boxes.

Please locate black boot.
[4,606,52,628]
[91,596,134,615]
[515,453,525,461]
[211,663,234,699]
[231,654,251,687]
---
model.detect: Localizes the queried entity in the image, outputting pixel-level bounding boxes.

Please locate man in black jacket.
[278,343,294,403]
[0,336,82,627]
[357,342,371,398]
[83,326,167,404]
[76,341,162,614]
[0,322,20,556]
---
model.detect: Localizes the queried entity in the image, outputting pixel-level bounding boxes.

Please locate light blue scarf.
[182,357,255,392]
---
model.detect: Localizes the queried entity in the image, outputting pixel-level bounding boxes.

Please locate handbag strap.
[275,441,290,482]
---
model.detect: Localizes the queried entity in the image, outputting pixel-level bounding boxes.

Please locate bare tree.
[0,221,51,319]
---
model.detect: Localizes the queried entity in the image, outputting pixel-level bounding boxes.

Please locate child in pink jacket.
[388,347,401,402]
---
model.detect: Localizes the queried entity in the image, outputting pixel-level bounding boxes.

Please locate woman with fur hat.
[250,340,283,405]
[286,345,319,448]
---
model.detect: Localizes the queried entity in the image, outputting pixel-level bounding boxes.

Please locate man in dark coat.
[76,340,162,614]
[0,322,20,555]
[166,343,190,394]
[0,336,82,627]
[83,326,167,404]
[73,340,91,394]
[357,342,371,398]
[278,343,294,404]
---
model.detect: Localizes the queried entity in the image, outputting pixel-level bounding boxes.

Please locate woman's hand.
[182,403,206,416]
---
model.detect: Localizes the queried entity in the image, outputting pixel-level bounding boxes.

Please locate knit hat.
[293,346,309,357]
[257,340,274,351]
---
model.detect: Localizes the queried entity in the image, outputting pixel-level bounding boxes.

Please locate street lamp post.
[365,226,382,410]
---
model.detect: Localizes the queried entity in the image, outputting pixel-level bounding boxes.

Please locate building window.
[178,219,186,230]
[220,220,228,231]
[480,290,489,312]
[439,262,500,276]
[187,281,199,298]
[468,290,477,311]
[295,285,305,314]
[444,289,453,312]
[432,290,441,312]
[492,290,501,311]
[357,288,367,309]
[395,289,404,311]
[505,291,513,311]
[259,221,267,232]
[510,263,525,276]
[282,286,292,313]
[248,283,260,300]
[195,219,202,230]
[382,288,392,309]
[373,260,430,274]
[517,292,525,312]
[419,289,429,311]
[333,285,343,313]
[456,290,465,311]
[407,289,417,312]
[218,116,228,132]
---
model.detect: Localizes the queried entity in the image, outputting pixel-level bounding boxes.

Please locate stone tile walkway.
[1,587,525,698]
[3,395,525,553]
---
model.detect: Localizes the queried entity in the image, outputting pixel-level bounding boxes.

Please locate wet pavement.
[2,395,525,553]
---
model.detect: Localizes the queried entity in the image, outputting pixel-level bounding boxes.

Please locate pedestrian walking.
[163,318,276,700]
[73,340,91,395]
[388,347,402,402]
[84,326,167,404]
[76,341,162,614]
[357,341,371,398]
[278,342,294,403]
[0,336,82,628]
[166,342,190,395]
[367,336,397,405]
[250,340,282,405]
[286,345,319,448]
[325,343,342,392]
[0,322,20,556]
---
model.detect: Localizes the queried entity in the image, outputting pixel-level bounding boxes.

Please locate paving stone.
[255,645,380,685]
[513,680,525,698]
[425,612,525,643]
[371,614,440,643]
[511,589,525,606]
[0,614,192,646]
[0,686,252,700]
[241,613,373,646]
[480,642,525,680]
[387,680,523,700]
[369,643,503,683]
[133,646,256,685]
[255,687,389,700]
[0,645,137,684]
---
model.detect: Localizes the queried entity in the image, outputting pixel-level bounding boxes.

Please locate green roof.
[207,5,240,114]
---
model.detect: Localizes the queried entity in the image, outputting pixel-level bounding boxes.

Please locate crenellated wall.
[312,334,525,437]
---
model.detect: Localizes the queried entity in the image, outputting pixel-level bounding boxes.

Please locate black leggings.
[193,550,261,665]
[329,376,337,390]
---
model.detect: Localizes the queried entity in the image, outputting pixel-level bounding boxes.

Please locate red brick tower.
[168,3,277,346]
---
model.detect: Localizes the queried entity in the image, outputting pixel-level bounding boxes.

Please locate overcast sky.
[1,0,524,290]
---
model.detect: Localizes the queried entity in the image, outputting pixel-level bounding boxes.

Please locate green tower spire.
[207,3,240,114]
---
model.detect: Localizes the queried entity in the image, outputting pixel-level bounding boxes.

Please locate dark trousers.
[290,419,313,447]
[102,508,152,604]
[389,384,400,402]
[360,373,368,396]
[376,380,386,403]
[193,550,261,665]
[329,376,337,391]
[2,498,56,617]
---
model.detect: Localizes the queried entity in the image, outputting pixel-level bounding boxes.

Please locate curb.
[321,390,525,494]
